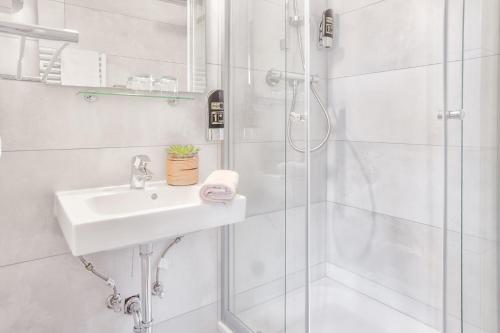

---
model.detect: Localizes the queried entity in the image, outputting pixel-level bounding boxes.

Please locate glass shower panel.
[460,0,500,332]
[222,0,302,331]
[318,1,456,333]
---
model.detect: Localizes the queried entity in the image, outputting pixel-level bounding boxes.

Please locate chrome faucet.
[130,155,153,189]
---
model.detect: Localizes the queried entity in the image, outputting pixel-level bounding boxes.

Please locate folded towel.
[200,170,239,204]
[61,48,106,87]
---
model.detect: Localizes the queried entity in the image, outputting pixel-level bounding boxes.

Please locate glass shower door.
[221,0,306,332]
[311,1,465,333]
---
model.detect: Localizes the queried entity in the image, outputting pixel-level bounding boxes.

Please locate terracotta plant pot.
[167,153,199,186]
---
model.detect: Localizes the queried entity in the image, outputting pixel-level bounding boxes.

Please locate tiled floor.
[238,278,440,333]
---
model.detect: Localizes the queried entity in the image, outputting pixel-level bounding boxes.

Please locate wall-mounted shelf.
[77,87,195,103]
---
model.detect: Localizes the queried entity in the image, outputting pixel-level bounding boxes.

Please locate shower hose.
[288,0,333,153]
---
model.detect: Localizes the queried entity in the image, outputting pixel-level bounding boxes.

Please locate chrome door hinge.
[437,109,466,120]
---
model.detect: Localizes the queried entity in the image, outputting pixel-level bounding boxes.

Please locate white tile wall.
[327,141,447,228]
[328,0,443,78]
[64,0,188,26]
[65,4,187,64]
[0,0,225,332]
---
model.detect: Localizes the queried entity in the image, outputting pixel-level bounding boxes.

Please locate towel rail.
[0,20,78,42]
[0,20,78,82]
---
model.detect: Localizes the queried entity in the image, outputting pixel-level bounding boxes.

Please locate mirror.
[0,0,207,93]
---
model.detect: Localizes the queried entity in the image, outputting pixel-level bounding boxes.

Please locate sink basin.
[55,181,247,255]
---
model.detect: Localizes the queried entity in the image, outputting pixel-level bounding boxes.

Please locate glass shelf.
[77,87,196,102]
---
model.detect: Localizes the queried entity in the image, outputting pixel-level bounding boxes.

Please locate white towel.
[61,48,106,87]
[200,170,239,204]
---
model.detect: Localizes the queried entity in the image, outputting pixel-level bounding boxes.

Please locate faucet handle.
[131,155,151,169]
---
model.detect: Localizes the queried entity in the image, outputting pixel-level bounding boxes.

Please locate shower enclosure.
[221,0,499,332]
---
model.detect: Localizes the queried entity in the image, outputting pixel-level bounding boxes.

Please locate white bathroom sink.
[54,181,247,256]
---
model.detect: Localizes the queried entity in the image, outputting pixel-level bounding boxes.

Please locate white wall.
[0,0,225,332]
[326,1,499,332]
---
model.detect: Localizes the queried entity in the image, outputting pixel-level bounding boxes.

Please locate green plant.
[167,144,200,158]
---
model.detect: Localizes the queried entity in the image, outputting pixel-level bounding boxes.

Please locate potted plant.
[166,145,200,186]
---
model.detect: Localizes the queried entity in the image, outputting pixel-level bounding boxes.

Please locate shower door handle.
[437,110,466,120]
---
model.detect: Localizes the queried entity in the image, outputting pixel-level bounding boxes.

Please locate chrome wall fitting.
[83,94,98,103]
[79,256,123,313]
[152,281,165,298]
[123,244,154,333]
[124,295,143,333]
[152,236,184,299]
[437,109,466,120]
[106,293,123,313]
[289,15,303,26]
[139,244,154,333]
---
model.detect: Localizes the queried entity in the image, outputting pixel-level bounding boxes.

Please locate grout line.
[234,263,326,303]
[329,61,443,81]
[55,0,188,30]
[328,53,500,81]
[244,202,327,221]
[325,264,439,312]
[154,301,218,327]
[105,53,189,67]
[232,138,496,151]
[236,265,327,316]
[1,143,219,154]
[321,274,441,332]
[104,54,221,68]
[0,251,70,269]
[330,138,498,150]
[2,140,493,155]
[335,0,388,16]
[327,200,445,232]
[326,201,498,247]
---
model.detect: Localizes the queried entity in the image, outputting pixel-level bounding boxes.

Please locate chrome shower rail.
[0,20,79,82]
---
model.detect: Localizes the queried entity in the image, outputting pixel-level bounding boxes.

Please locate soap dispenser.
[206,89,224,141]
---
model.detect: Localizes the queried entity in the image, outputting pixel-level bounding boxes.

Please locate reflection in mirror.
[0,0,207,93]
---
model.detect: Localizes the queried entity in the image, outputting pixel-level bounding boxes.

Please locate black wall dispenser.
[206,89,224,141]
[319,9,334,49]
